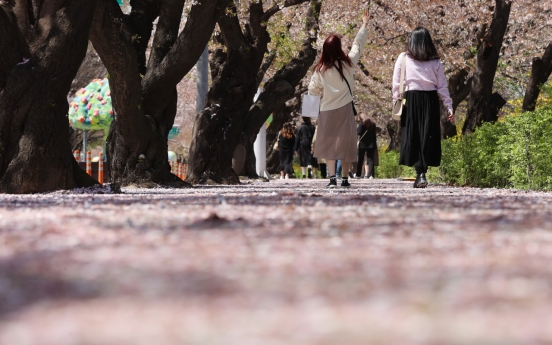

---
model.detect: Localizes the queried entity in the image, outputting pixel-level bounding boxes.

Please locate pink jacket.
[392,53,453,113]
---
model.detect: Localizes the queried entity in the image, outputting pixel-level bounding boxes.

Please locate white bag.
[302,94,320,118]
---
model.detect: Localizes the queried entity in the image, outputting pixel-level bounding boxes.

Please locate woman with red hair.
[309,9,370,188]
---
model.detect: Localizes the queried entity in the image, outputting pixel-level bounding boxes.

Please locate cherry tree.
[0,0,98,193]
[186,0,317,184]
[90,0,229,187]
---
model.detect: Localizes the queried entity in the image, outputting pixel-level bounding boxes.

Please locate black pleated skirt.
[399,90,442,167]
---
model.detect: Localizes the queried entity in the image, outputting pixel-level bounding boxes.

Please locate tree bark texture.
[441,69,472,139]
[463,0,512,134]
[186,0,312,184]
[90,0,228,187]
[0,1,99,194]
[522,43,552,112]
[386,120,401,152]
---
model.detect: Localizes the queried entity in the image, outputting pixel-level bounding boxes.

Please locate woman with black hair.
[309,8,370,188]
[356,114,377,179]
[393,27,454,188]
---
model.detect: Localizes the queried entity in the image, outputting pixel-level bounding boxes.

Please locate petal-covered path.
[1,179,552,344]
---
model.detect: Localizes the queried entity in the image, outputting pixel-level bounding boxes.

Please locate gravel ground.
[1,178,552,345]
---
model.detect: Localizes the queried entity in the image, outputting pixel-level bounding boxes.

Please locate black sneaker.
[341,178,351,188]
[302,175,306,179]
[327,176,337,188]
[308,168,313,179]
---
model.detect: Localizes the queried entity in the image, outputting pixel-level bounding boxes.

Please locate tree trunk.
[522,43,552,112]
[386,120,401,152]
[0,1,99,194]
[242,0,321,177]
[90,0,227,187]
[186,0,311,184]
[463,0,512,134]
[441,69,472,138]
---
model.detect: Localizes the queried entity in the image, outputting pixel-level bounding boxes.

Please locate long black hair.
[406,27,440,61]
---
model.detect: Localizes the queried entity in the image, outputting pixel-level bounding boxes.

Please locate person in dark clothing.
[356,114,378,179]
[294,117,316,178]
[278,123,296,179]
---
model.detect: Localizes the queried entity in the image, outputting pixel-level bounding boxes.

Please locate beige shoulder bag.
[392,53,407,121]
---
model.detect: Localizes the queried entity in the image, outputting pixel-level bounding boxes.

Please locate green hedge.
[377,104,552,190]
[377,150,415,178]
[436,104,552,190]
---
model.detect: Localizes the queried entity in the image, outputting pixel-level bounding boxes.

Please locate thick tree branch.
[127,0,162,75]
[248,2,265,40]
[90,0,151,143]
[218,2,249,51]
[141,0,230,117]
[463,0,512,134]
[523,43,552,111]
[147,0,186,71]
[244,0,321,138]
[256,50,276,88]
[262,0,310,22]
[10,0,30,36]
[0,4,29,90]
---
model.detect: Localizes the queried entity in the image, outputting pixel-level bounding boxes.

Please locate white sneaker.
[368,176,373,180]
[285,175,289,179]
[280,176,284,180]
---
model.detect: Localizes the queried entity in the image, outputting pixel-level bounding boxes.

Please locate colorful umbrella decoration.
[69,78,114,131]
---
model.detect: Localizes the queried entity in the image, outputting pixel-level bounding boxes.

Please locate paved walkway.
[1,179,552,344]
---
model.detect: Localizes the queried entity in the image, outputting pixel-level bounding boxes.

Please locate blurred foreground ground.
[1,178,552,345]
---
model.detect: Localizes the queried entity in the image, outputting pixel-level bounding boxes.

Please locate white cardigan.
[308,26,369,112]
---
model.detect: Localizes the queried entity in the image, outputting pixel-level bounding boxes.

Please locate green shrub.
[377,150,415,178]
[377,101,552,190]
[435,103,552,190]
[501,108,552,189]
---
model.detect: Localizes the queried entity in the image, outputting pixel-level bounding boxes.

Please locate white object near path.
[253,88,270,179]
[302,94,320,118]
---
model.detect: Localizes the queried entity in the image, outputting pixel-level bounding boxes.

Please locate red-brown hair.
[313,34,353,78]
[280,123,295,139]
[360,113,376,132]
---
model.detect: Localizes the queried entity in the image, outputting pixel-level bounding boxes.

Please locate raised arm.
[348,9,370,66]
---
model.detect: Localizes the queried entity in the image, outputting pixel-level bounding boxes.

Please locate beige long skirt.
[313,102,357,162]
